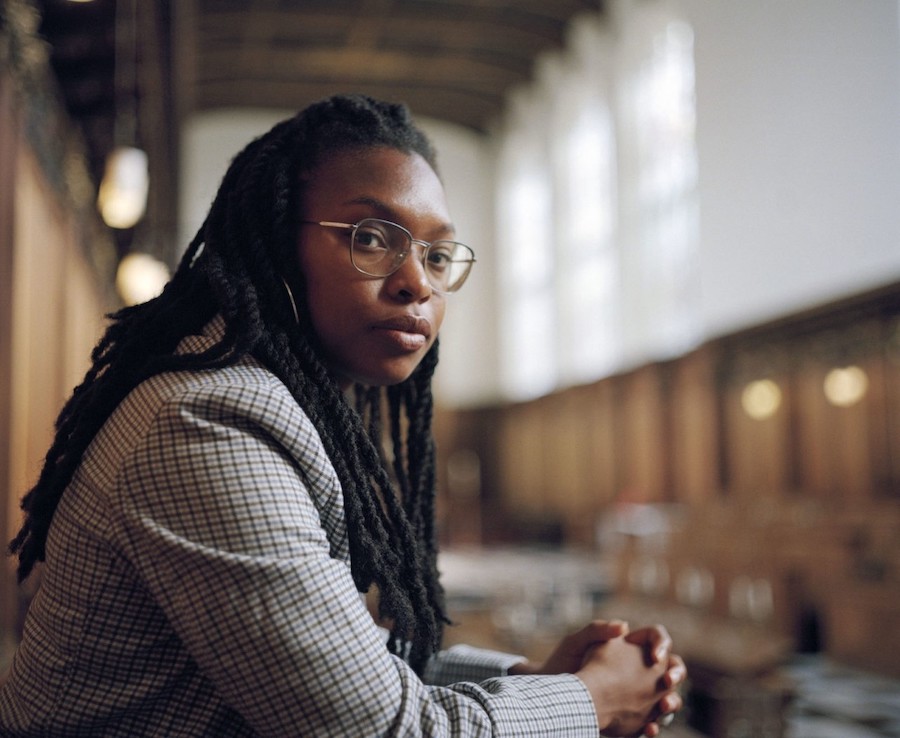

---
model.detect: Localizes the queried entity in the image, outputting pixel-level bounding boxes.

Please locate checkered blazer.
[0,319,598,737]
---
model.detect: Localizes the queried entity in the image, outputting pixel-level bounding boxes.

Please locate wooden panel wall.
[887,318,900,487]
[434,283,900,674]
[801,322,894,501]
[0,72,19,667]
[616,365,669,502]
[0,70,111,670]
[582,380,619,509]
[668,346,721,502]
[436,284,900,541]
[7,144,107,519]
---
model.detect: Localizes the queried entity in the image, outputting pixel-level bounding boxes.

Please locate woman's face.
[295,146,453,388]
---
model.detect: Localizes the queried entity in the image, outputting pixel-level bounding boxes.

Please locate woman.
[2,94,684,736]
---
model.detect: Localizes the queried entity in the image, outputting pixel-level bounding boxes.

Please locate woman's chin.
[334,360,419,389]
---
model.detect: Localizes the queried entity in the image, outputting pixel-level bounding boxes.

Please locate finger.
[657,691,683,715]
[574,619,629,647]
[642,723,661,737]
[568,620,631,671]
[625,624,672,664]
[661,655,687,689]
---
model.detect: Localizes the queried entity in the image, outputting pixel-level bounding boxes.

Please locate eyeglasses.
[301,218,476,293]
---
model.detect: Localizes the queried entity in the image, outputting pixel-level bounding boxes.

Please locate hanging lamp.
[97,0,148,229]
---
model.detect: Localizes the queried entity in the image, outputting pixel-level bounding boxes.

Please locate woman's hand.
[574,624,685,738]
[508,619,629,676]
[508,620,686,736]
[622,625,686,735]
[575,635,669,737]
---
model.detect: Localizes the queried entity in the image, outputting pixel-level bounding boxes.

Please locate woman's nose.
[387,244,433,301]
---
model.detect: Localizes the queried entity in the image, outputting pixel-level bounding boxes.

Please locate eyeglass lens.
[351,219,474,292]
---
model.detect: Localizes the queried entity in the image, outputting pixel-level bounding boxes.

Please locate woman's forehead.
[302,148,451,225]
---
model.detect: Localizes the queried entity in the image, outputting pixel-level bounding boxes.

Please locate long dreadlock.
[9,94,450,673]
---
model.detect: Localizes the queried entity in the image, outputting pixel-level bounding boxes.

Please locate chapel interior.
[1,1,899,736]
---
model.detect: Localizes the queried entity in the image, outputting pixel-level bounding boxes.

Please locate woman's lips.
[372,315,432,351]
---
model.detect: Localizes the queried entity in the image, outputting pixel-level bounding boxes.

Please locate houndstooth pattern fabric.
[0,318,599,737]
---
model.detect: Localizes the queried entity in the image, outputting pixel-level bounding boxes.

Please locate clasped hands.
[508,620,686,737]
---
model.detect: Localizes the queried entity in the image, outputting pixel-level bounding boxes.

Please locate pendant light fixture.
[97,0,148,229]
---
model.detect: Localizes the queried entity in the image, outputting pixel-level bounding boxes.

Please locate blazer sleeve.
[425,644,526,686]
[110,374,599,737]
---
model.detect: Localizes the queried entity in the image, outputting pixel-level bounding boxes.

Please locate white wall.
[416,120,499,406]
[681,0,900,336]
[179,108,293,249]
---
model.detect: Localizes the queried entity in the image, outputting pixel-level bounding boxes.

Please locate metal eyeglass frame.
[301,218,476,293]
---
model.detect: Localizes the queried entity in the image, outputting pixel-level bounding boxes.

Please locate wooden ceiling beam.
[194,32,545,74]
[194,47,526,89]
[194,8,576,49]
[192,79,501,131]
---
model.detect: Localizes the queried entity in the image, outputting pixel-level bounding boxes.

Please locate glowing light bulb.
[741,379,782,420]
[824,366,868,407]
[116,252,170,306]
[98,147,149,229]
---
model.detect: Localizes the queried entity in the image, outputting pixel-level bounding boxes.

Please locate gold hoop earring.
[281,278,299,324]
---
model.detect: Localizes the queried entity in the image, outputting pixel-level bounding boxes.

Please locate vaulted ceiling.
[34,0,604,222]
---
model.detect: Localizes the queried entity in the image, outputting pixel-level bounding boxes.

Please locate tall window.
[494,12,699,400]
[624,19,700,358]
[498,132,556,399]
[557,98,620,384]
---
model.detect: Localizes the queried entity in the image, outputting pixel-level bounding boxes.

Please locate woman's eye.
[426,245,454,271]
[354,227,390,251]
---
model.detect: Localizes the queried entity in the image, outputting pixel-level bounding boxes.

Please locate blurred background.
[2,1,899,735]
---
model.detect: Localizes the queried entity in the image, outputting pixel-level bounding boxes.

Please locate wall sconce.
[741,378,782,420]
[823,365,868,407]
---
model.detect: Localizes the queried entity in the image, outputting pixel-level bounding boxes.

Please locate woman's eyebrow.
[343,196,456,237]
[343,195,390,213]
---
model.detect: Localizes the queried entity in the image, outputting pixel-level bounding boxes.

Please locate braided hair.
[9,94,450,673]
